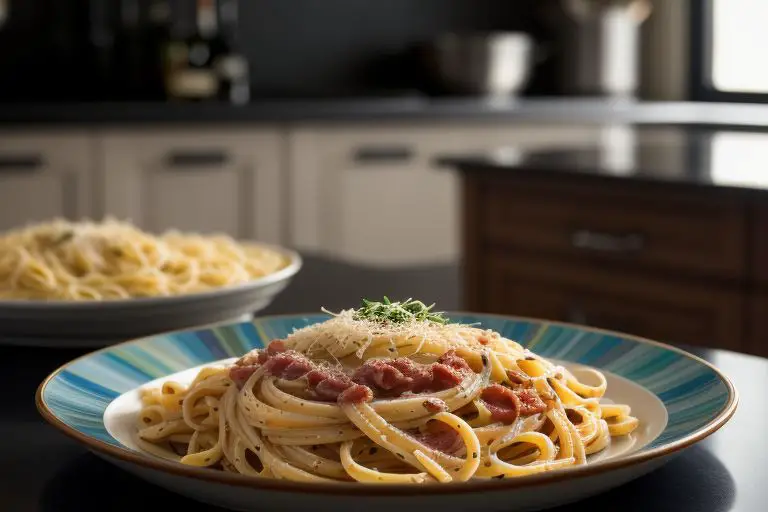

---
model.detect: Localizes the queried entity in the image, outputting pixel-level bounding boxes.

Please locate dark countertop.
[2,254,762,511]
[439,131,768,194]
[5,98,768,127]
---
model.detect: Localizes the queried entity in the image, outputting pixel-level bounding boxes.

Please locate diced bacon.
[388,357,420,376]
[480,384,521,424]
[480,384,547,424]
[426,364,464,392]
[266,339,287,356]
[414,422,463,454]
[337,384,374,404]
[352,356,470,397]
[235,340,285,368]
[229,365,259,388]
[389,358,433,391]
[262,351,313,380]
[422,398,447,413]
[515,388,547,417]
[307,368,355,401]
[230,340,288,385]
[229,341,477,401]
[352,359,413,395]
[437,349,473,374]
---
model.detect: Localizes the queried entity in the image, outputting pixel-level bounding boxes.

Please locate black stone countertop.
[4,97,768,127]
[439,130,768,194]
[1,254,763,511]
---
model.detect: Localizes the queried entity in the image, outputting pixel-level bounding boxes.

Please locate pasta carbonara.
[0,218,289,300]
[136,298,639,483]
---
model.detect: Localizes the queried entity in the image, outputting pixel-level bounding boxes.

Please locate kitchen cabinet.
[456,159,766,356]
[100,129,284,243]
[289,122,602,266]
[483,176,747,279]
[0,133,95,231]
[484,252,744,351]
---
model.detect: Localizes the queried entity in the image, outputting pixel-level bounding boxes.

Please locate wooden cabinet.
[484,252,745,351]
[483,177,748,279]
[289,123,602,266]
[101,129,284,243]
[0,133,95,230]
[461,171,760,356]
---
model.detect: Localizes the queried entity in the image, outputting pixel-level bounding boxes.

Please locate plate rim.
[36,312,739,496]
[0,244,302,309]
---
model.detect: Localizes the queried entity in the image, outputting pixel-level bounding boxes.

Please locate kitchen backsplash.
[238,0,535,97]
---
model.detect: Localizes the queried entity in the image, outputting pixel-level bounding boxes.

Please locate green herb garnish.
[353,297,448,325]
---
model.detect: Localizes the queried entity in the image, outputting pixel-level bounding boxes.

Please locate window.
[691,0,768,101]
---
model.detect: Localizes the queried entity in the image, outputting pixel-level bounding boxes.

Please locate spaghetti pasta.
[136,299,639,483]
[0,218,288,300]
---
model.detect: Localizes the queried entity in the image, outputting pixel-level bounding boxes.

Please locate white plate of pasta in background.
[37,301,738,512]
[0,219,301,346]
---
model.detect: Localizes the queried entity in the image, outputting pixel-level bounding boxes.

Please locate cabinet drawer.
[0,134,95,230]
[482,177,747,279]
[481,252,745,351]
[102,130,284,244]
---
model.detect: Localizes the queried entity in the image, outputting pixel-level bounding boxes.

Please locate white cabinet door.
[290,126,461,266]
[101,129,284,243]
[289,123,602,266]
[0,133,94,231]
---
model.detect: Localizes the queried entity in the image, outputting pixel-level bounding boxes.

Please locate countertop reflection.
[441,129,768,193]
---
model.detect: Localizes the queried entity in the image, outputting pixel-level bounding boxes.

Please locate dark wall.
[238,0,537,96]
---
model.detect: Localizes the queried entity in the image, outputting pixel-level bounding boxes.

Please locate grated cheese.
[282,308,504,359]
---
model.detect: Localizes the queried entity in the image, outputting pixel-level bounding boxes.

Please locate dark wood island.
[442,133,768,358]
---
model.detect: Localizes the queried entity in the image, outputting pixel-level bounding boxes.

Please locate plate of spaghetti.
[36,299,737,512]
[0,218,301,346]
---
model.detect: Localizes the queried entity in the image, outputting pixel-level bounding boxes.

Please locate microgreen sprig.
[353,296,448,325]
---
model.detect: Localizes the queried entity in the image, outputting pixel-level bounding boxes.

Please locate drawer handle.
[353,145,414,164]
[164,150,230,168]
[571,230,645,253]
[0,154,45,172]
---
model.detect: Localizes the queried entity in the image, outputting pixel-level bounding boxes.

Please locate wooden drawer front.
[481,253,745,352]
[749,294,768,358]
[482,178,747,279]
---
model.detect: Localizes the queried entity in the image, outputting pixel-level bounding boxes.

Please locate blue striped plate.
[36,314,738,511]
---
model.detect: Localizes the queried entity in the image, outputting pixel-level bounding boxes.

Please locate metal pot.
[557,0,652,97]
[420,32,535,98]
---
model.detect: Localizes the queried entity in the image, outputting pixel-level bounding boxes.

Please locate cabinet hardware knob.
[165,150,229,168]
[571,229,645,253]
[0,154,44,172]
